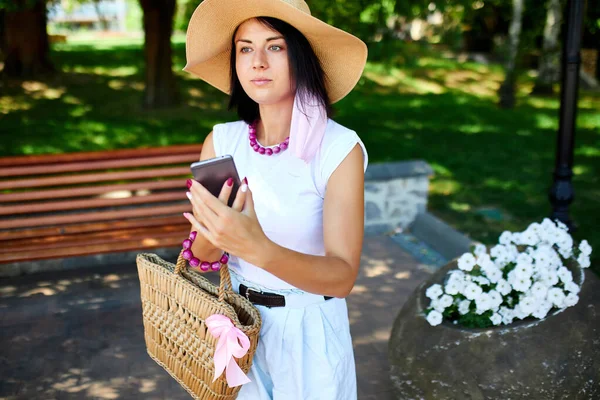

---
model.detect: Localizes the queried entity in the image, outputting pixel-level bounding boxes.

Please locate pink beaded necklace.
[248,121,289,156]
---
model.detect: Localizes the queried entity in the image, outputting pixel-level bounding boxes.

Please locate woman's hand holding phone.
[187,176,247,218]
[184,177,270,263]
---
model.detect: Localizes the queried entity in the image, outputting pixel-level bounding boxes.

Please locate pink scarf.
[289,91,328,164]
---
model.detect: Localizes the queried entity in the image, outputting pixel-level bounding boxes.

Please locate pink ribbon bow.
[289,91,328,164]
[205,314,251,387]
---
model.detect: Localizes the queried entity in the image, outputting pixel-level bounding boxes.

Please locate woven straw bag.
[136,251,262,399]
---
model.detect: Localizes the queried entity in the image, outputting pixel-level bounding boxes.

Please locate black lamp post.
[549,0,586,231]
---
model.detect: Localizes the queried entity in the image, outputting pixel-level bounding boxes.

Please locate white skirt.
[229,272,357,400]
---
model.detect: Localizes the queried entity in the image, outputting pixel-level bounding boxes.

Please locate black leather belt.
[239,284,333,308]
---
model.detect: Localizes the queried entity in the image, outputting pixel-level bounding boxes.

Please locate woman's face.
[234,18,294,106]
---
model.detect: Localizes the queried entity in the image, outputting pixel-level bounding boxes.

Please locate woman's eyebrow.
[235,36,285,44]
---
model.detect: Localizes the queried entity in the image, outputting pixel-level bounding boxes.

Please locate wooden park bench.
[0,144,202,266]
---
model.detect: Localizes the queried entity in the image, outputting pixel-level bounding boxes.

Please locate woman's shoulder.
[212,120,248,156]
[322,118,357,141]
[213,119,248,135]
[316,118,368,185]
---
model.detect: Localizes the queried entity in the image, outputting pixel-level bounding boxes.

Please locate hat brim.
[182,0,368,104]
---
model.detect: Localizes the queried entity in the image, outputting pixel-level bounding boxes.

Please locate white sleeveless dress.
[212,118,368,400]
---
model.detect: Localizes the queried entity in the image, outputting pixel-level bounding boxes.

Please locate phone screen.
[190,155,241,207]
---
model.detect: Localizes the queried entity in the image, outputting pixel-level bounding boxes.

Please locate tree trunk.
[594,40,600,83]
[498,0,524,109]
[532,0,563,95]
[139,0,179,109]
[93,0,111,31]
[2,0,54,78]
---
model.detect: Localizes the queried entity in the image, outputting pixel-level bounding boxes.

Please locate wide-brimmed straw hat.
[183,0,368,103]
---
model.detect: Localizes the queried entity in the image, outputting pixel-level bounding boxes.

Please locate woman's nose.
[252,50,267,69]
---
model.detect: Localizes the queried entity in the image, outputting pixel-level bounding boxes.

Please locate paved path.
[0,236,434,400]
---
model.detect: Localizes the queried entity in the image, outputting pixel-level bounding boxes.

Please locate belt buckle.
[245,286,262,301]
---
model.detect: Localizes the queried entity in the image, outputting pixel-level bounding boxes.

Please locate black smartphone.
[190,155,242,207]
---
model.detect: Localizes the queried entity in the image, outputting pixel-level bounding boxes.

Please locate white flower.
[557,267,573,284]
[577,254,591,269]
[520,228,540,246]
[547,287,566,307]
[506,245,519,263]
[541,218,557,232]
[438,294,453,308]
[557,234,574,253]
[463,282,483,300]
[490,245,508,259]
[516,253,534,266]
[514,263,533,279]
[511,232,522,245]
[473,276,490,286]
[579,240,592,256]
[517,296,539,314]
[430,299,446,313]
[444,280,462,295]
[509,271,532,292]
[458,253,476,271]
[458,300,471,315]
[426,310,443,326]
[499,307,515,324]
[564,293,579,307]
[474,243,487,257]
[514,306,531,320]
[426,284,443,299]
[488,290,503,308]
[496,279,512,296]
[565,281,580,294]
[499,231,512,245]
[490,313,502,325]
[528,222,543,234]
[530,282,549,300]
[475,293,493,314]
[540,271,559,287]
[559,247,573,259]
[484,266,503,284]
[476,253,493,268]
[532,306,550,319]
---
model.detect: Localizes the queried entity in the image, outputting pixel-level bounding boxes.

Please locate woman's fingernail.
[243,177,248,185]
[185,191,192,200]
[226,177,233,187]
[186,179,193,189]
[183,212,191,219]
[241,183,248,193]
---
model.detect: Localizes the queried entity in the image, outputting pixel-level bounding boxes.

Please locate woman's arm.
[251,144,365,298]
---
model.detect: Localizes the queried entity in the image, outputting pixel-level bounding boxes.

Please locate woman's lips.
[251,79,272,86]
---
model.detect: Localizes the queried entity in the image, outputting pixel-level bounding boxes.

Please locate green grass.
[1,37,599,275]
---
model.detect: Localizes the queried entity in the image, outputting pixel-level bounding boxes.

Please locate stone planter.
[388,258,600,399]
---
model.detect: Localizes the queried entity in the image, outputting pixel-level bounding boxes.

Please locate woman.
[182,0,368,398]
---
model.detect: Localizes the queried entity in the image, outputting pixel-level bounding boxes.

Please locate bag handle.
[175,250,238,323]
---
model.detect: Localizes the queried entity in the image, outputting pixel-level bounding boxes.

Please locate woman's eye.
[270,45,282,51]
[240,47,252,53]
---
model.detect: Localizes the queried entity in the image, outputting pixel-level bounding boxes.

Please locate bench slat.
[1,224,190,253]
[0,167,190,190]
[0,232,187,263]
[0,180,184,203]
[0,144,203,167]
[1,192,186,216]
[1,204,191,229]
[0,153,201,178]
[0,215,188,241]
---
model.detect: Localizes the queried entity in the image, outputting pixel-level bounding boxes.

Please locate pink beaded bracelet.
[182,231,229,272]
